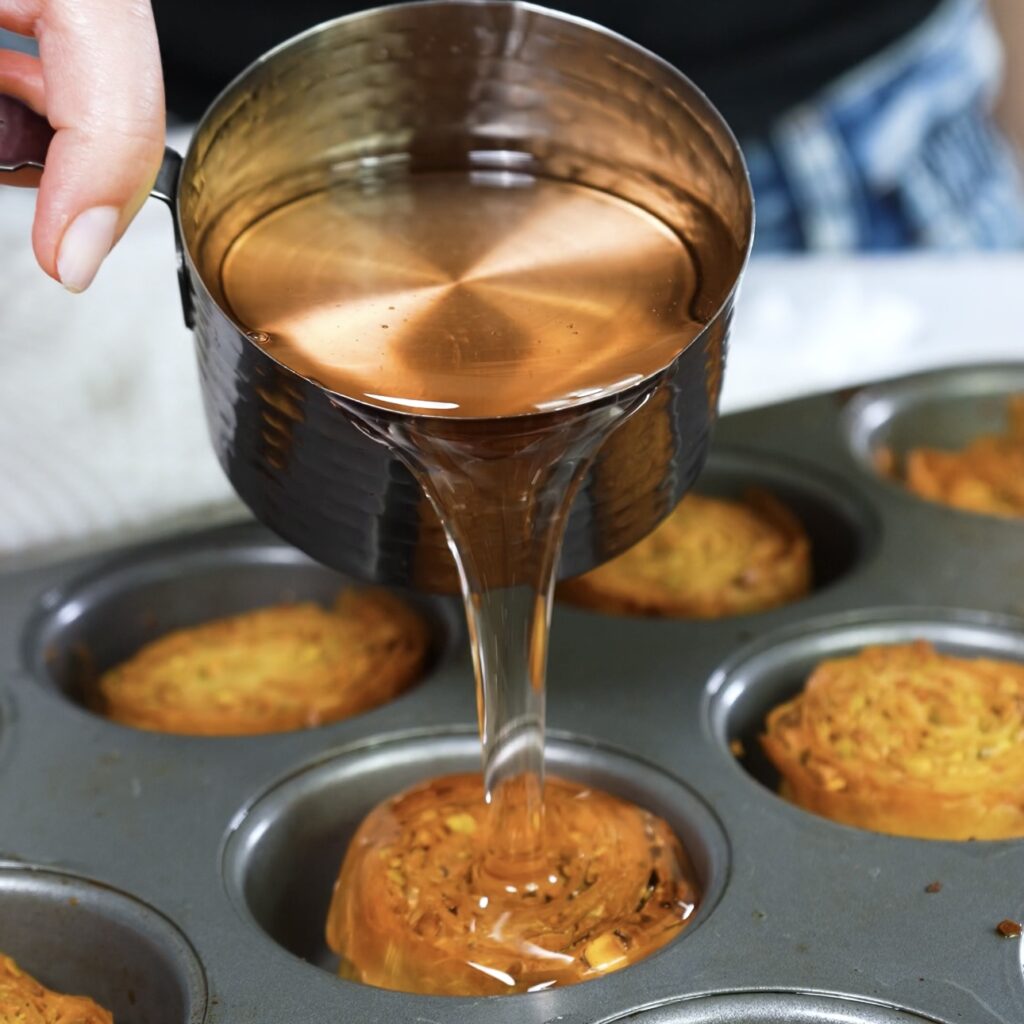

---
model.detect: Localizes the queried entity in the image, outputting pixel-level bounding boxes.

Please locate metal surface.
[174,0,752,587]
[1,365,1024,1023]
[600,992,944,1023]
[0,865,206,1024]
[842,362,1024,500]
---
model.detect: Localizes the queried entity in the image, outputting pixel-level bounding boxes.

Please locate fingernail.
[57,206,119,293]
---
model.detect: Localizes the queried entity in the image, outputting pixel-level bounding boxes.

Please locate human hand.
[0,0,164,291]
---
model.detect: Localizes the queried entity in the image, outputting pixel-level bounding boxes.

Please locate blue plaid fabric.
[745,0,1024,251]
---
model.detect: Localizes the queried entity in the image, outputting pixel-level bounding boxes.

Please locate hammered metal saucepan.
[0,1,752,589]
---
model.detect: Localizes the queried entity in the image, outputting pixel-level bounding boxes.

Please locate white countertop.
[1,181,1022,568]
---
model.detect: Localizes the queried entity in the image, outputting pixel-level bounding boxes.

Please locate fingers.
[0,49,46,113]
[10,0,166,290]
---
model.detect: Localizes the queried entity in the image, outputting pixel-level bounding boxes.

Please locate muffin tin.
[1,362,1022,1024]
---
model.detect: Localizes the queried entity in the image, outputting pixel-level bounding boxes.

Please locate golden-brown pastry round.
[904,396,1024,517]
[760,642,1024,840]
[325,773,700,995]
[96,588,430,735]
[558,490,811,619]
[0,954,112,1024]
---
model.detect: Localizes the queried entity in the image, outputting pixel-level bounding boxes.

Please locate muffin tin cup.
[705,606,1024,807]
[20,532,461,721]
[221,730,729,974]
[0,365,1022,1023]
[840,362,1024,521]
[0,864,206,1024]
[598,992,946,1023]
[687,447,882,593]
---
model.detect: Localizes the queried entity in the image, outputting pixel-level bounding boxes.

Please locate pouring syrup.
[221,169,708,994]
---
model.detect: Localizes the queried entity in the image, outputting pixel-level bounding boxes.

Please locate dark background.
[152,0,941,139]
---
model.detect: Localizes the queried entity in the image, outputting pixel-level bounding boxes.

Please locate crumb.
[996,919,1022,938]
[924,881,942,894]
[729,739,745,757]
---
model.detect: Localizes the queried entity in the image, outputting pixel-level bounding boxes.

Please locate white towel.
[0,179,242,568]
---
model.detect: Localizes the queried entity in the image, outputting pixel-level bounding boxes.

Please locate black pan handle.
[147,146,194,328]
[0,93,194,327]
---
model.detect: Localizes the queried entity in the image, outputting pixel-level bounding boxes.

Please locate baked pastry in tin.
[904,396,1024,517]
[96,588,429,735]
[760,641,1024,840]
[0,954,112,1024]
[558,490,811,619]
[325,772,700,995]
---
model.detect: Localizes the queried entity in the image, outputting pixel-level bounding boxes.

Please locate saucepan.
[0,1,753,589]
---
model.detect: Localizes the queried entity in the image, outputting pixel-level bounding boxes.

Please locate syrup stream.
[351,393,646,870]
